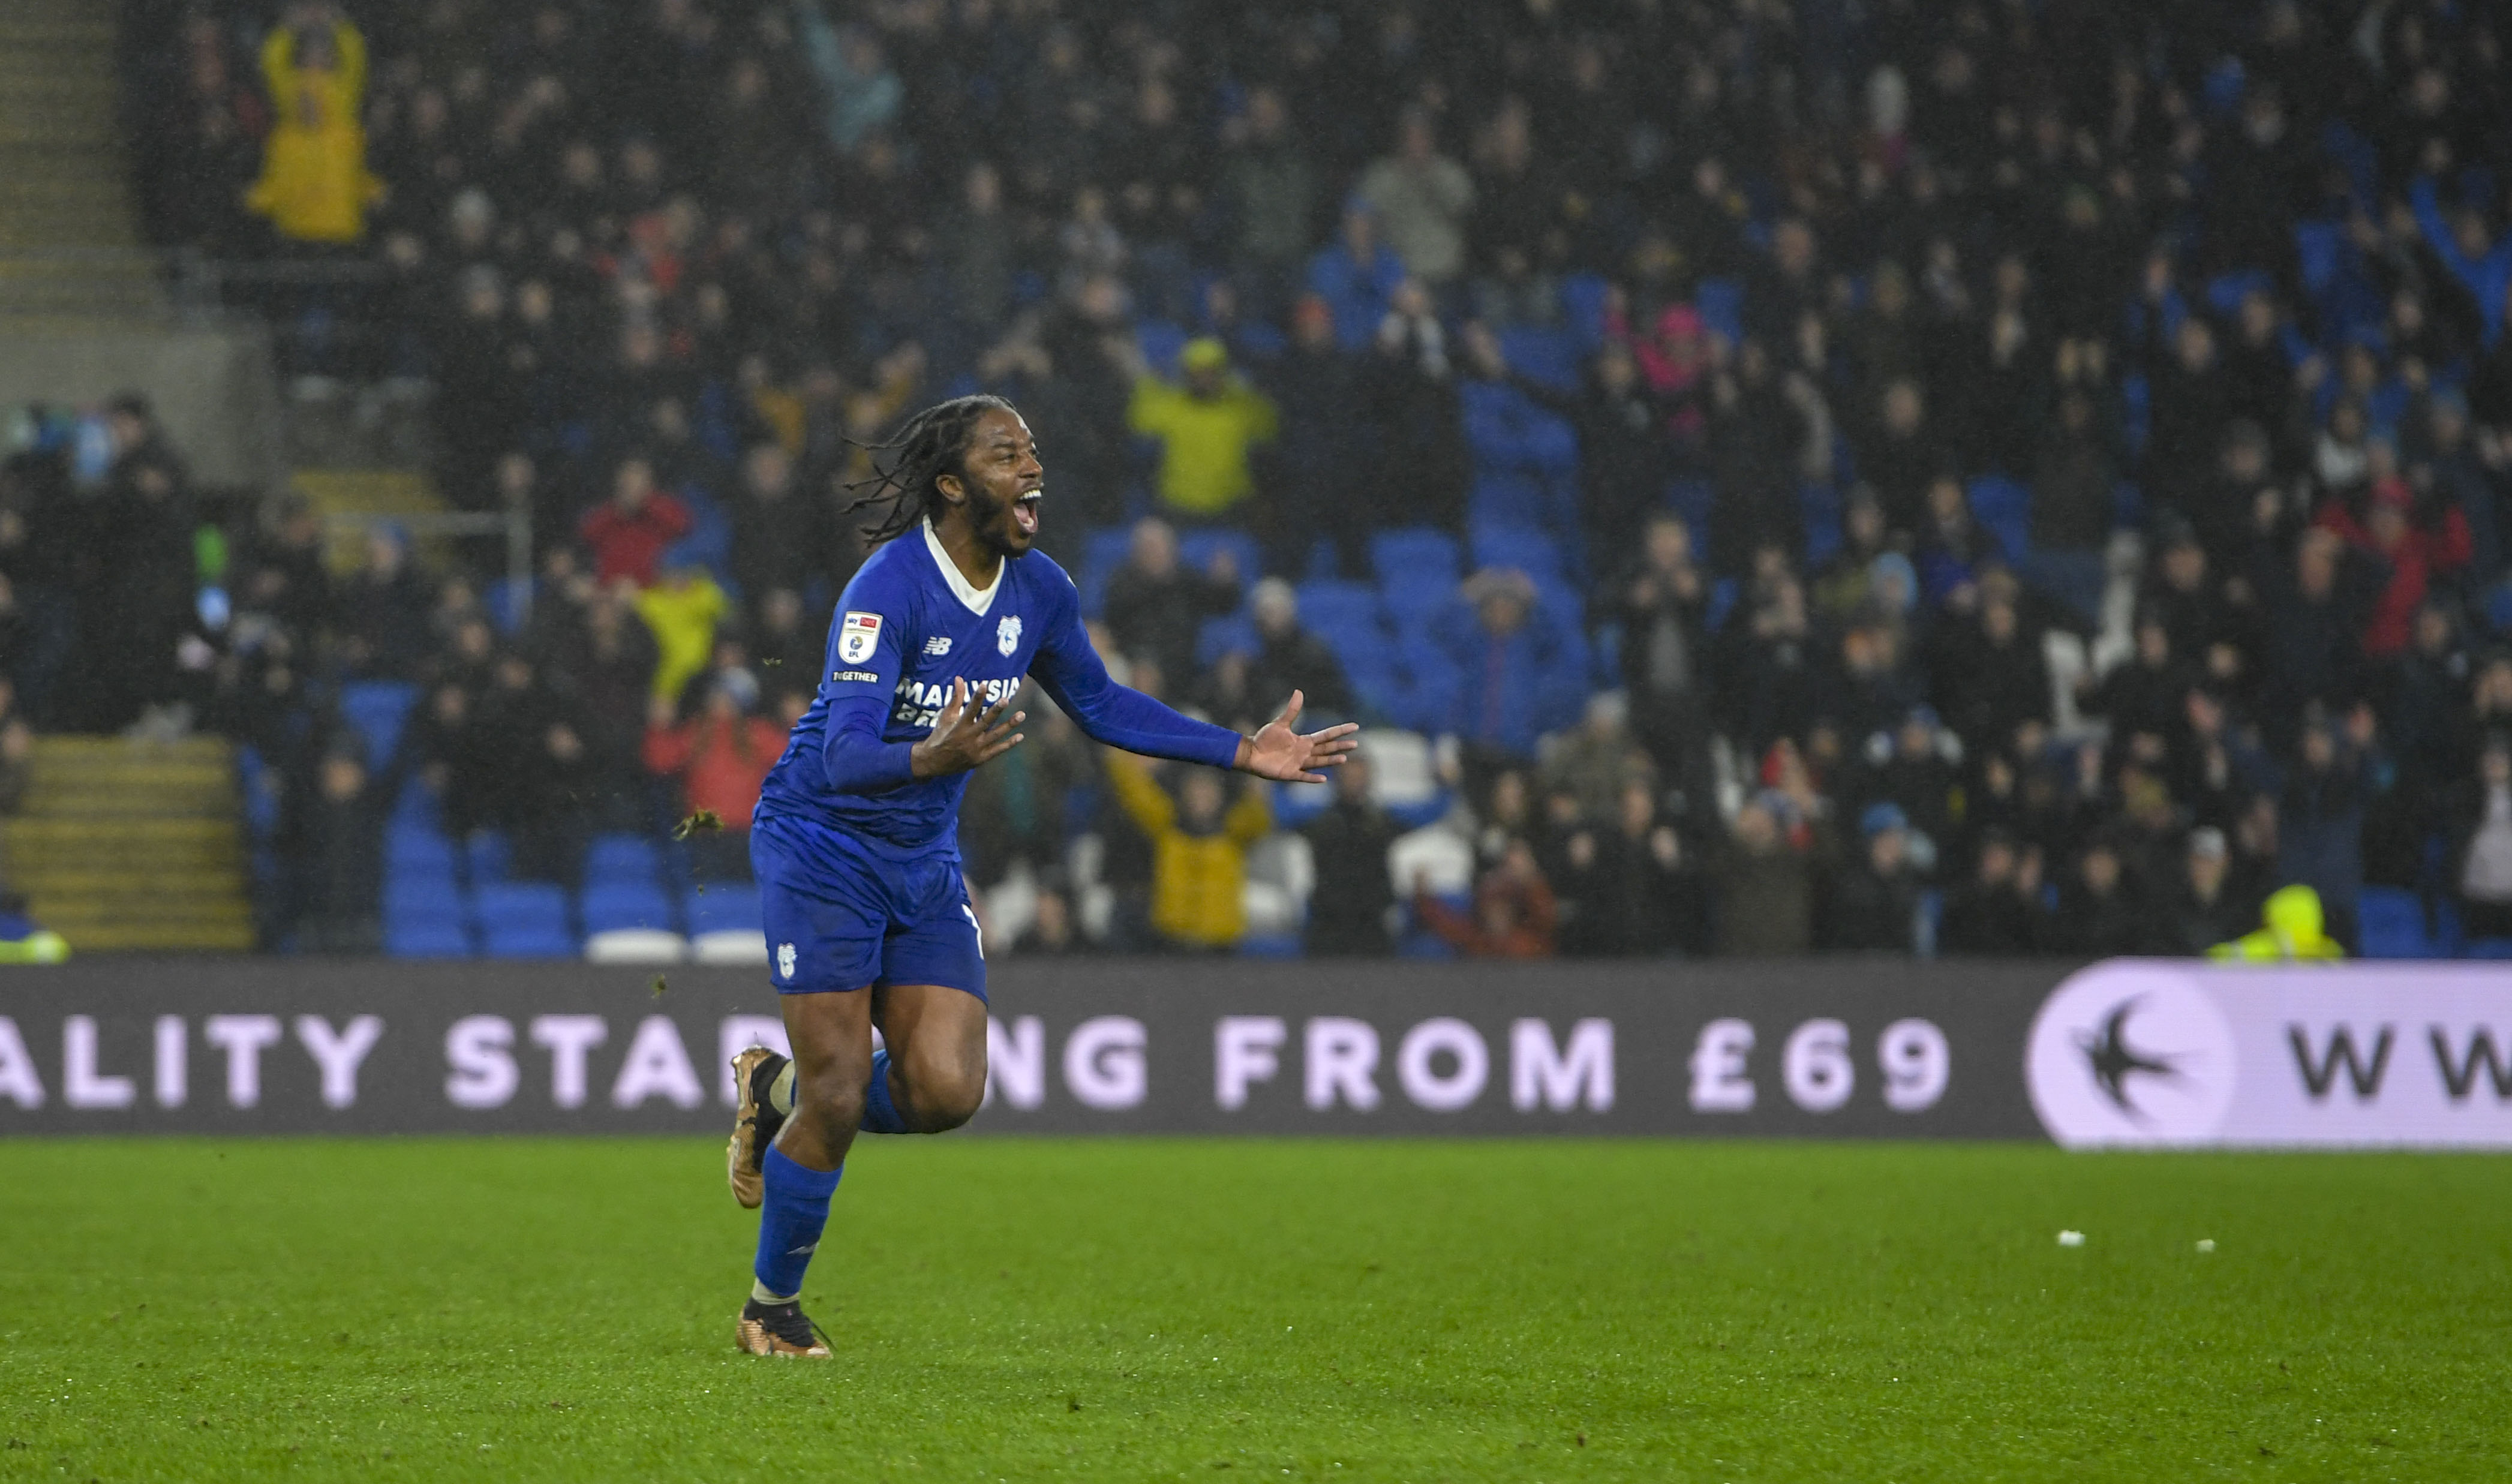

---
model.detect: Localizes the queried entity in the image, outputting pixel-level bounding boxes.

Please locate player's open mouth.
[1014,490,1041,536]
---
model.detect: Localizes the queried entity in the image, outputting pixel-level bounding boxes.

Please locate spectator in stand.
[1437,568,1584,767]
[1355,109,1475,290]
[1126,338,1279,524]
[1611,515,1712,805]
[1824,802,1919,954]
[633,564,728,706]
[642,669,784,883]
[2159,826,2250,956]
[279,746,382,953]
[1412,838,1557,959]
[728,443,828,602]
[1308,202,1408,352]
[1359,280,1469,531]
[1558,779,1708,957]
[1205,579,1351,731]
[2448,734,2512,941]
[581,456,693,588]
[1222,88,1319,317]
[2049,837,2147,958]
[2312,474,2472,659]
[2026,382,2119,623]
[469,648,590,884]
[244,4,380,245]
[1301,753,1399,957]
[957,693,1089,903]
[1714,796,1819,956]
[2279,707,2380,951]
[1102,518,1240,696]
[1258,297,1369,576]
[1104,752,1272,952]
[1937,828,2044,956]
[87,395,196,733]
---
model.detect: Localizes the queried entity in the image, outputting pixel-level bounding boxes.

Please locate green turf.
[2,1140,2507,1482]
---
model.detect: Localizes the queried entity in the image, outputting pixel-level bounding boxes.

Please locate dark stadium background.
[0,0,2507,966]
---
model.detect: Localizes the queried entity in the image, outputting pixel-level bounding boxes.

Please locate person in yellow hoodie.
[1105,749,1272,950]
[1126,337,1279,519]
[245,4,383,245]
[2208,884,2347,962]
[630,567,728,706]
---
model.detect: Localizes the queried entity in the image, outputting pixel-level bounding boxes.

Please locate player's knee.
[910,1062,985,1132]
[791,1069,867,1144]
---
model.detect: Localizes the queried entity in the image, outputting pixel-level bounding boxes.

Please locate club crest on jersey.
[996,614,1022,656]
[838,611,881,664]
[924,635,952,656]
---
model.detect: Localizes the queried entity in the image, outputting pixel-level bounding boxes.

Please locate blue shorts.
[750,812,986,1000]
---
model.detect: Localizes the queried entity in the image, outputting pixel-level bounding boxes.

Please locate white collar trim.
[922,519,1002,616]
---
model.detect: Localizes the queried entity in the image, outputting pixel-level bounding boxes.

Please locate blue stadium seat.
[384,921,474,959]
[2357,887,2433,959]
[236,745,278,841]
[1470,522,1564,580]
[1178,528,1259,586]
[1295,580,1383,641]
[581,881,678,935]
[1694,278,1744,344]
[1075,525,1137,620]
[684,883,765,936]
[1379,572,1456,634]
[387,823,459,876]
[1197,612,1258,667]
[2467,939,2512,960]
[481,925,581,959]
[584,833,663,888]
[382,875,464,926]
[1499,326,1580,392]
[1558,272,1611,350]
[339,680,419,771]
[1967,476,2030,563]
[1369,528,1460,585]
[392,777,441,830]
[1135,319,1188,377]
[1239,933,1305,960]
[473,882,570,938]
[465,830,511,887]
[1468,470,1551,527]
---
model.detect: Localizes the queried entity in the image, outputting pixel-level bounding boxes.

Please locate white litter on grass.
[2196,1239,2216,1254]
[2057,1230,2086,1247]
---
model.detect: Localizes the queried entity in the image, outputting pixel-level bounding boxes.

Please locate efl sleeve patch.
[837,611,884,665]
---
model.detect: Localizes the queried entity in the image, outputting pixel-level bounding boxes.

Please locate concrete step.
[9,867,254,900]
[2,815,244,863]
[28,919,256,953]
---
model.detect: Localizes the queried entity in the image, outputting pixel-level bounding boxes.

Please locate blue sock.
[752,1147,841,1299]
[860,1048,908,1134]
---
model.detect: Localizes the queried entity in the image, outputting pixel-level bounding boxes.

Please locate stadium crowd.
[35,0,2512,956]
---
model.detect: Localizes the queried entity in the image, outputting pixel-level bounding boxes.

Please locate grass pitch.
[1,1140,2507,1482]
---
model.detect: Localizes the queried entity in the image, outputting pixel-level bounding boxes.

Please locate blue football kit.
[751,520,1242,999]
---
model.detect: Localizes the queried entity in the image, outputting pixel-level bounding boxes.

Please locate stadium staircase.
[0,0,163,327]
[4,736,256,952]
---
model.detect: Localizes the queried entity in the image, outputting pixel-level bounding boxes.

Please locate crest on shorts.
[777,942,797,980]
[838,611,881,664]
[996,613,1022,656]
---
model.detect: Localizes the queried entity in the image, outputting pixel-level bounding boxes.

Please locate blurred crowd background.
[8,0,2512,960]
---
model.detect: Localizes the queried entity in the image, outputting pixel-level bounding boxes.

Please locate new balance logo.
[924,636,952,656]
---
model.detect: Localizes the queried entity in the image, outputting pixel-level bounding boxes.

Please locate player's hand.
[910,677,1024,779]
[1234,690,1359,784]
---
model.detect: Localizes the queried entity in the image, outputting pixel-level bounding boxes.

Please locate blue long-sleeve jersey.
[755,521,1243,860]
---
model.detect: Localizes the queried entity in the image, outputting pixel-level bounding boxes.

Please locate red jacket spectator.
[2313,479,2472,657]
[641,688,786,831]
[1411,841,1558,957]
[581,456,693,587]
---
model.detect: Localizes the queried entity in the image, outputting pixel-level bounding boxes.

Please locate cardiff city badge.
[996,613,1022,656]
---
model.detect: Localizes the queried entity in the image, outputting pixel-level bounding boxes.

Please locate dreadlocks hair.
[840,394,1021,545]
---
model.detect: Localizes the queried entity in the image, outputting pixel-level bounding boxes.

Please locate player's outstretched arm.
[909,677,1026,779]
[1232,689,1360,784]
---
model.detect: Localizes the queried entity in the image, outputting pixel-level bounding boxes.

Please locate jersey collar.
[921,518,1002,617]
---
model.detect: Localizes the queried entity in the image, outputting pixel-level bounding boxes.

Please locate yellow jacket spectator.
[633,568,729,705]
[1106,752,1272,949]
[246,8,383,244]
[1127,338,1278,516]
[2208,884,2347,963]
